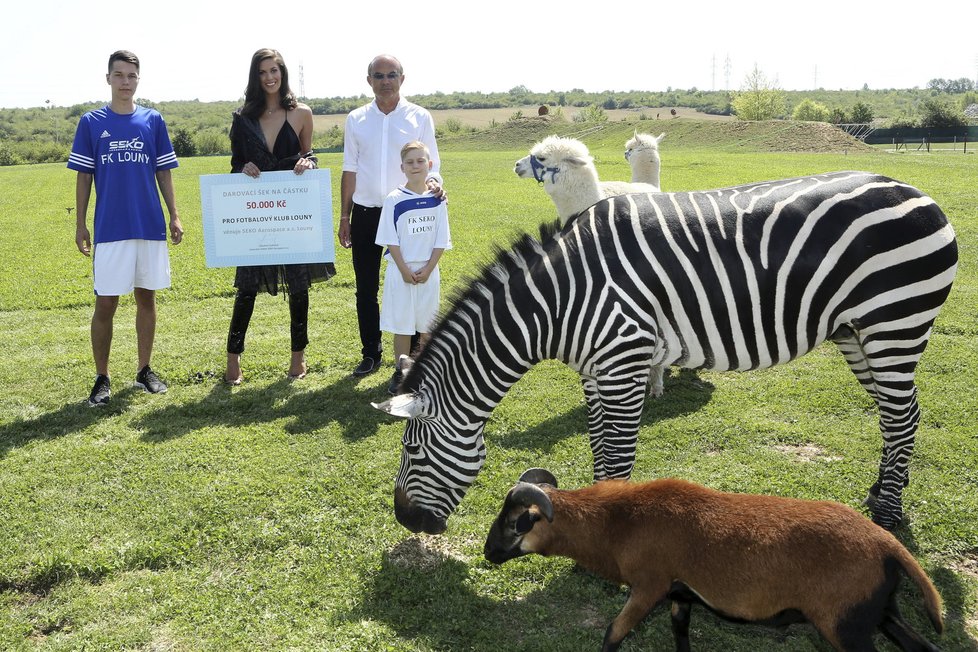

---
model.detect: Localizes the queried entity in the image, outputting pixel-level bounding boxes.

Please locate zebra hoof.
[866,490,903,530]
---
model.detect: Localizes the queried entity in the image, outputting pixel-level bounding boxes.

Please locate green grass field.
[1,131,976,651]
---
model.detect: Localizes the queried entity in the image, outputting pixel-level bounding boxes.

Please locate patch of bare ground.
[578,604,607,629]
[951,553,978,580]
[387,535,469,570]
[771,443,842,463]
[948,553,978,640]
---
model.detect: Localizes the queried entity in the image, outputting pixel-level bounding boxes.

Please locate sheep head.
[483,468,557,564]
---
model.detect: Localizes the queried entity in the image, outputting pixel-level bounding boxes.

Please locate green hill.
[441,116,874,153]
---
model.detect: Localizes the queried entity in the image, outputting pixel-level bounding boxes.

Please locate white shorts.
[379,263,441,335]
[93,239,171,296]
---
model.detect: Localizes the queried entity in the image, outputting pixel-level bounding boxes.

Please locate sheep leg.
[600,588,664,652]
[878,598,940,652]
[669,600,693,652]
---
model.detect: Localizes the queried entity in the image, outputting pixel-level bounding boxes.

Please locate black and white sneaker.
[88,374,111,407]
[134,365,167,394]
[387,369,404,395]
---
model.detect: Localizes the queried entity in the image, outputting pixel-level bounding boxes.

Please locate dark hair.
[242,48,298,119]
[108,50,139,74]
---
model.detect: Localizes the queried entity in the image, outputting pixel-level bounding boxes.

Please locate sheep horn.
[507,482,554,522]
[519,468,558,488]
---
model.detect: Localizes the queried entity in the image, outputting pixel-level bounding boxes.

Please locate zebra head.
[373,381,489,535]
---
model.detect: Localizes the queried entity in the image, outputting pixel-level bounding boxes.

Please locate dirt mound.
[442,115,875,154]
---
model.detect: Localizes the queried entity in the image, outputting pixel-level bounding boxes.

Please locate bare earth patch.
[387,535,469,570]
[771,443,842,463]
[949,553,978,640]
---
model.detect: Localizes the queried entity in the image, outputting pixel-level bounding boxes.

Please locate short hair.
[368,54,403,76]
[108,50,139,74]
[400,140,429,160]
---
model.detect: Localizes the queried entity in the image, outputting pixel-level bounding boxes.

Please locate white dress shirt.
[342,97,441,208]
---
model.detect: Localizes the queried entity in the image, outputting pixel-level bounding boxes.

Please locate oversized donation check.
[199,169,334,267]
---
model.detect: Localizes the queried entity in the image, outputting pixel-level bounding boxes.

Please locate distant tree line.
[2,81,976,165]
[927,78,976,94]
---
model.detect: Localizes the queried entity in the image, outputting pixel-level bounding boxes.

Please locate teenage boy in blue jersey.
[68,50,183,407]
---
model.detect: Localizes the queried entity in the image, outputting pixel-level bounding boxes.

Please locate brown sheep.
[484,469,943,652]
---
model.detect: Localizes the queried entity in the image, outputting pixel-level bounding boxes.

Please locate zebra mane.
[402,220,568,393]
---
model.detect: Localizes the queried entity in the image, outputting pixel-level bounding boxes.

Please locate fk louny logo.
[101,137,149,164]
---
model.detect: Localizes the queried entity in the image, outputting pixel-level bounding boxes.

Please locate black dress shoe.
[352,356,381,377]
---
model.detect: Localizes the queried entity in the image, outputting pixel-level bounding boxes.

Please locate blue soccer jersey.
[68,105,178,244]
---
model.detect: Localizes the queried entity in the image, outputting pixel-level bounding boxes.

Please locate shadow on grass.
[0,388,140,459]
[354,538,631,652]
[892,527,978,652]
[490,368,715,453]
[134,373,393,444]
[356,535,975,652]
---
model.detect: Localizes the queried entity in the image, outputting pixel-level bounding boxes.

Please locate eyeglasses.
[371,71,401,80]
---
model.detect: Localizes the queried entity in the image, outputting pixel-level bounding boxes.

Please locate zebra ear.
[398,355,415,375]
[371,393,422,419]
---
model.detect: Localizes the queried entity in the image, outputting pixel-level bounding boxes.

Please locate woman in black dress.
[225,48,333,384]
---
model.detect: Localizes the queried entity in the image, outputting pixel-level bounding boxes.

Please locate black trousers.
[351,203,384,359]
[350,203,420,360]
[227,290,309,354]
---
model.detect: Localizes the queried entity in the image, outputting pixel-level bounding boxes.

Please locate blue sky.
[5,0,976,109]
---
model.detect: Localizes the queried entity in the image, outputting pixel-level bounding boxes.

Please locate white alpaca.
[514,135,665,397]
[624,131,665,187]
[514,135,659,226]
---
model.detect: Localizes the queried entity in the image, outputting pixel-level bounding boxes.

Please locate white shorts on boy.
[93,239,171,296]
[379,264,441,335]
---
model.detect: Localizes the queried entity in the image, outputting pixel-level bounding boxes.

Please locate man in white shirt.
[338,54,441,376]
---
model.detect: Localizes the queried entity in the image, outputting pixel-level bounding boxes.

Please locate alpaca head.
[625,131,665,164]
[625,131,665,185]
[514,135,595,187]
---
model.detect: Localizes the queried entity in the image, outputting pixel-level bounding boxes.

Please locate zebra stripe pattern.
[378,171,958,534]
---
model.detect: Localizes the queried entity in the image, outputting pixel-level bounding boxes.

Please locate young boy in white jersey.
[68,50,183,406]
[375,141,451,395]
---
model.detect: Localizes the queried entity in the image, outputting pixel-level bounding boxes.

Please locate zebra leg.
[581,376,609,480]
[833,328,922,529]
[594,373,650,480]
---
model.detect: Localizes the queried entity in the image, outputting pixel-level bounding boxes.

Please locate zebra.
[374,171,958,535]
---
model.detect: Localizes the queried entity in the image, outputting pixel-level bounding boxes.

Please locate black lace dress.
[228,110,335,295]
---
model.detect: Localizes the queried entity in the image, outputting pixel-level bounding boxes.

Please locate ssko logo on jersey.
[101,137,150,164]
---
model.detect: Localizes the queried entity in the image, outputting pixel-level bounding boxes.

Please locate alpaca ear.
[566,155,590,168]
